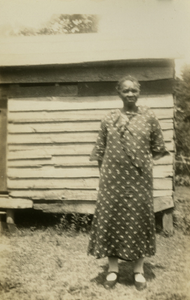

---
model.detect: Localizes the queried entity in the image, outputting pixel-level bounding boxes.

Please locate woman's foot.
[133,272,147,291]
[104,272,118,289]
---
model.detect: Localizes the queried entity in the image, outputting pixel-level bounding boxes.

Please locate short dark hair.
[116,75,140,91]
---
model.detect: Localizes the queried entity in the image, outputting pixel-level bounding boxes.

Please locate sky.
[0,0,190,75]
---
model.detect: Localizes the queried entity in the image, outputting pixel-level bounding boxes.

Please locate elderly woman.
[88,75,169,291]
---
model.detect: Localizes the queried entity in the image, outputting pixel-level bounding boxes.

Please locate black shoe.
[133,272,147,291]
[104,272,118,289]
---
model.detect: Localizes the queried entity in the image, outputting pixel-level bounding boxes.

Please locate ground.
[0,186,190,300]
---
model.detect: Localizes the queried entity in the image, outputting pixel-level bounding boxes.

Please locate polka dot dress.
[88,106,168,261]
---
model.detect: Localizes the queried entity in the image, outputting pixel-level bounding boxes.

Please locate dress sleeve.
[149,110,170,159]
[89,117,107,161]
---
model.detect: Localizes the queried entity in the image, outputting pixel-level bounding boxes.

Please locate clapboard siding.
[7,178,173,190]
[7,92,174,213]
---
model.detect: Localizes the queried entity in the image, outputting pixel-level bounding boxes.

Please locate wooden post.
[0,211,6,234]
[162,208,174,236]
[6,209,17,233]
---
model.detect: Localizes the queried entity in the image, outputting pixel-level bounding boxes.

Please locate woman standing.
[88,75,169,291]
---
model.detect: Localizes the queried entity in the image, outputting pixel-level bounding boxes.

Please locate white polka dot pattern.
[88,106,168,261]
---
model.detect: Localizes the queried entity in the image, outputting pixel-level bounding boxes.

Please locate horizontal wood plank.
[8,156,96,167]
[153,154,174,165]
[7,178,99,189]
[164,141,174,152]
[0,198,33,209]
[9,188,173,201]
[7,132,99,145]
[7,177,172,190]
[7,130,173,145]
[9,190,98,200]
[7,154,173,168]
[8,122,101,134]
[33,201,96,214]
[153,178,173,190]
[8,110,113,123]
[153,190,173,197]
[160,120,173,130]
[153,165,173,178]
[1,65,174,84]
[8,119,173,134]
[7,164,173,179]
[8,95,173,112]
[8,144,95,159]
[8,167,100,179]
[8,150,52,160]
[33,195,174,214]
[78,79,174,96]
[8,108,173,123]
[8,140,174,160]
[9,85,78,98]
[153,196,174,213]
[6,80,174,100]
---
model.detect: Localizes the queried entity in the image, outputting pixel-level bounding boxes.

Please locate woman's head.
[116,76,140,109]
[116,75,140,92]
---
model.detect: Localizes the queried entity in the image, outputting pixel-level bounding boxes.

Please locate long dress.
[88,106,169,261]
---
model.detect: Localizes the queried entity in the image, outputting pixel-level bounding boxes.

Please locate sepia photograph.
[0,0,190,299]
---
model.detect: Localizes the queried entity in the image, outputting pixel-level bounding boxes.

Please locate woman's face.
[118,80,140,107]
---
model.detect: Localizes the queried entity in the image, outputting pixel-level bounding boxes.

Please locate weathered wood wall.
[7,97,174,213]
[4,60,175,214]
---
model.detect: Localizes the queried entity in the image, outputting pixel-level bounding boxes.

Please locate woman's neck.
[121,104,138,113]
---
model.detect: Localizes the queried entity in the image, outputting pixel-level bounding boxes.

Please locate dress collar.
[123,106,143,115]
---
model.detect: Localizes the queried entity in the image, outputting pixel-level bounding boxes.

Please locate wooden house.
[0,34,180,233]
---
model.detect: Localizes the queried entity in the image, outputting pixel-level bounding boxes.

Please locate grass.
[0,187,190,300]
